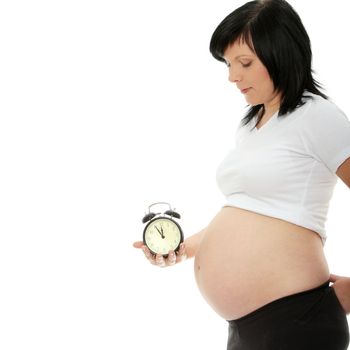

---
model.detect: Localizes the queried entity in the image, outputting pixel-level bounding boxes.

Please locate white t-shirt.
[216,92,350,244]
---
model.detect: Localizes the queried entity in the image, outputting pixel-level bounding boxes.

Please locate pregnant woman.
[134,1,350,349]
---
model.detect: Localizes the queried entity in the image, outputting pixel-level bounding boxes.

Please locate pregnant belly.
[194,207,329,320]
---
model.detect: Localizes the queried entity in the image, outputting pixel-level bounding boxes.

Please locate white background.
[0,1,349,349]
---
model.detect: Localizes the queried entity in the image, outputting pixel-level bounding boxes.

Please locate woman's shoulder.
[300,91,348,124]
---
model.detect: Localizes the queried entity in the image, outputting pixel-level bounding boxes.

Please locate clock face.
[143,217,183,256]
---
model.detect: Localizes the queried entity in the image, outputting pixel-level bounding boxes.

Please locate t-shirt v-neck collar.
[253,111,279,132]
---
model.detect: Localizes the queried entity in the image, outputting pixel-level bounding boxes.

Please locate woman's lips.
[240,88,251,94]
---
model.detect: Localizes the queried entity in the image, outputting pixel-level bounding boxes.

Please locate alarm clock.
[142,202,184,257]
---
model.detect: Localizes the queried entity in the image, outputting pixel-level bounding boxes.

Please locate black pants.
[227,282,349,350]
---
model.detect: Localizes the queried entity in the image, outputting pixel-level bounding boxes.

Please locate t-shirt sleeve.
[301,98,350,173]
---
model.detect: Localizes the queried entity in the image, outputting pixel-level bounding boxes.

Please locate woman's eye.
[242,62,252,68]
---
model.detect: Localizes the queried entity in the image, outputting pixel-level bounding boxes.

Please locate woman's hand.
[329,273,350,315]
[133,241,187,268]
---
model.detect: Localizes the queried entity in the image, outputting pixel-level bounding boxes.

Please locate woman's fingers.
[133,241,144,249]
[176,243,187,263]
[142,245,157,265]
[166,251,177,266]
[155,254,166,267]
[133,241,187,267]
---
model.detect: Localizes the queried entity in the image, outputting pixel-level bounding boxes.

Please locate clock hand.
[160,226,165,237]
[155,226,165,239]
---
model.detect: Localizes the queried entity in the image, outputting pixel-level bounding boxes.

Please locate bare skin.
[133,210,350,318]
[193,207,329,320]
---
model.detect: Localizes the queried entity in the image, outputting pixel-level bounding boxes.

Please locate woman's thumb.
[329,273,341,283]
[133,241,144,249]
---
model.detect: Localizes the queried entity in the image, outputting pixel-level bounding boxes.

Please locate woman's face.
[223,40,281,109]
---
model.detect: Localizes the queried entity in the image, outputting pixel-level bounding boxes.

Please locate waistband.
[228,281,330,324]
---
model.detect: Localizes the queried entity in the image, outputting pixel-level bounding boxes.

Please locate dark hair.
[209,0,327,128]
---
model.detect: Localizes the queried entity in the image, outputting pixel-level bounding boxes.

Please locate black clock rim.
[142,216,184,257]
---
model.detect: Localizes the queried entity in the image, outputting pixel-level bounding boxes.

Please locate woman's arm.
[331,157,350,314]
[336,156,350,188]
[183,228,206,259]
[329,274,350,315]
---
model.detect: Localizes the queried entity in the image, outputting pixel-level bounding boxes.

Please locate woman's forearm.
[184,228,206,259]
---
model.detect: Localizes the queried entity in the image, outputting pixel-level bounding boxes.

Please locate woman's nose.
[228,69,242,83]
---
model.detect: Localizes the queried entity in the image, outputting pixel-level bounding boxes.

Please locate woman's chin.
[244,97,257,106]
